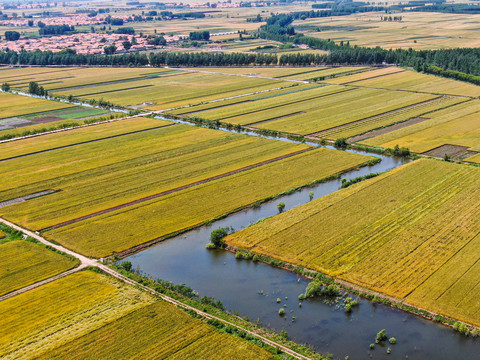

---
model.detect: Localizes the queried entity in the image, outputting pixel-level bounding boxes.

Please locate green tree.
[5,31,20,41]
[277,202,285,213]
[1,82,10,92]
[122,40,132,51]
[334,137,348,149]
[209,227,229,248]
[120,260,132,272]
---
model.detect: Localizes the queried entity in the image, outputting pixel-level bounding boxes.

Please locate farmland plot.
[226,159,480,325]
[362,99,480,154]
[39,301,274,360]
[44,148,373,257]
[0,124,308,231]
[0,239,78,296]
[53,71,289,110]
[348,69,480,97]
[0,92,74,119]
[0,270,155,360]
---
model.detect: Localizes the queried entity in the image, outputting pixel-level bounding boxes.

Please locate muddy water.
[123,132,478,359]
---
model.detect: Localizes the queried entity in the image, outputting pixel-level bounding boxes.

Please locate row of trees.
[0,49,280,67]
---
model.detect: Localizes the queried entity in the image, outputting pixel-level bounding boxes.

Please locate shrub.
[334,137,348,148]
[278,308,285,316]
[209,227,229,248]
[389,337,396,344]
[277,202,285,213]
[205,243,216,249]
[120,260,133,272]
[376,329,388,342]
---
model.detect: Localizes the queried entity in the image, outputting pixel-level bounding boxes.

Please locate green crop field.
[0,117,171,160]
[0,124,308,231]
[39,301,274,360]
[44,148,373,257]
[0,92,74,119]
[226,159,480,326]
[0,270,155,360]
[0,239,78,297]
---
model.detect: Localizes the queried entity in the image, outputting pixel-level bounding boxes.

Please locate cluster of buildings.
[0,32,182,55]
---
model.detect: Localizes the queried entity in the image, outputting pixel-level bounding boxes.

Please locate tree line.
[0,49,278,67]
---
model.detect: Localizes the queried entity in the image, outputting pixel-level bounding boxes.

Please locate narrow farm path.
[0,217,312,360]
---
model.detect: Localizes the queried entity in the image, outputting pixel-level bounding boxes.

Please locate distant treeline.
[0,49,278,67]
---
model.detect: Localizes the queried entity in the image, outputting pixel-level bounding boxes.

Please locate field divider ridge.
[306,95,445,138]
[41,147,314,232]
[0,123,176,162]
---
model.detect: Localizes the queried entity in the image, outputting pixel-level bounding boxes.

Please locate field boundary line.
[0,265,86,302]
[0,217,311,360]
[0,123,175,162]
[307,95,445,137]
[217,87,356,121]
[336,68,406,85]
[42,147,314,232]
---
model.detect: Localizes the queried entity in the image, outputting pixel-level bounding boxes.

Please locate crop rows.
[0,117,171,160]
[0,271,155,360]
[349,69,480,97]
[1,124,307,231]
[171,83,322,116]
[363,99,480,153]
[0,92,73,119]
[226,159,480,324]
[252,88,436,135]
[316,95,466,140]
[0,240,78,297]
[39,301,273,360]
[44,148,372,257]
[54,72,287,110]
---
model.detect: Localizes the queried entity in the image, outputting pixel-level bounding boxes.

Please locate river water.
[123,136,479,359]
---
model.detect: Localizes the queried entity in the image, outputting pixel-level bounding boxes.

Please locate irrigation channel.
[113,122,477,359]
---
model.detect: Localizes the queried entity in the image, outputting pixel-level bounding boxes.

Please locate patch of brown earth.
[422,144,479,161]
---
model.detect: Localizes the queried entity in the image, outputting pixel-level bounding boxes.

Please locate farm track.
[0,123,175,162]
[0,189,57,208]
[42,147,314,232]
[0,217,311,360]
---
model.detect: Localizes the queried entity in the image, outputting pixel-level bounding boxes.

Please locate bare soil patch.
[422,144,479,161]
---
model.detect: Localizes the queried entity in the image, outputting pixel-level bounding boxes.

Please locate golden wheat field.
[44,148,372,257]
[226,159,480,325]
[0,240,78,296]
[38,301,274,360]
[0,270,155,360]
